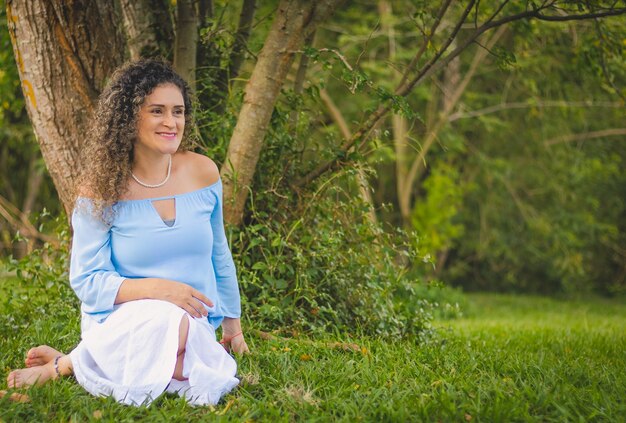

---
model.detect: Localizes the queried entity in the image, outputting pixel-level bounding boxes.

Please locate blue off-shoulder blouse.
[69,178,241,329]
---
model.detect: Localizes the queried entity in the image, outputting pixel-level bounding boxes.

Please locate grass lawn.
[1,273,624,422]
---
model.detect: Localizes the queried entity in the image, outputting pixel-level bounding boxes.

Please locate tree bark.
[174,0,199,90]
[6,0,126,214]
[228,0,257,81]
[120,0,173,60]
[221,0,342,225]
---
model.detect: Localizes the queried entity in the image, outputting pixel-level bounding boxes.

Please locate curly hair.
[75,58,197,221]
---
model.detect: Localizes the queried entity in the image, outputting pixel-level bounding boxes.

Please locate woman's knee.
[177,315,189,355]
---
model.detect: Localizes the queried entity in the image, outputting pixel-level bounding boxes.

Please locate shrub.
[1,216,80,357]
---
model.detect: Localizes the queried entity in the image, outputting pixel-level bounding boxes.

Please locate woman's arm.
[115,277,213,319]
[69,202,127,318]
[187,154,249,353]
[207,172,248,353]
[210,180,241,319]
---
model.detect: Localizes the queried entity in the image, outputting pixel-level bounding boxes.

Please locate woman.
[6,59,249,406]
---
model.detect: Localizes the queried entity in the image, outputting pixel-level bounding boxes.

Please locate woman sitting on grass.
[6,59,249,406]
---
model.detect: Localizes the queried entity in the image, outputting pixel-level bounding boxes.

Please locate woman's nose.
[162,112,175,127]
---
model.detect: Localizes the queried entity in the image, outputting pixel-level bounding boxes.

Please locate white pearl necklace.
[131,155,172,188]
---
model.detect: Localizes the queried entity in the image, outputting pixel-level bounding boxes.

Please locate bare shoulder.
[75,184,95,199]
[176,151,220,188]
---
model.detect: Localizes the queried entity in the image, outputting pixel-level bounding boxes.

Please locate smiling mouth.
[157,132,177,138]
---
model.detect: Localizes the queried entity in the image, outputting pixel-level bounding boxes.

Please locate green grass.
[1,273,625,422]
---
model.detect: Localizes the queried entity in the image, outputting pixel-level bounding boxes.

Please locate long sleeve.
[69,200,126,321]
[211,182,241,318]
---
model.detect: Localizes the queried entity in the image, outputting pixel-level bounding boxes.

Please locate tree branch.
[534,7,626,21]
[202,0,256,115]
[0,194,58,246]
[289,30,316,133]
[292,1,477,189]
[544,128,626,146]
[592,16,626,103]
[449,100,624,121]
[199,0,214,22]
[396,0,478,96]
[396,0,454,91]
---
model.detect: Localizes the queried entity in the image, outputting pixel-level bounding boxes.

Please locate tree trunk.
[392,114,411,225]
[120,0,173,60]
[6,1,126,215]
[228,0,257,81]
[174,0,198,90]
[222,0,342,225]
[289,30,315,131]
[379,0,412,227]
[198,0,213,22]
[22,156,44,218]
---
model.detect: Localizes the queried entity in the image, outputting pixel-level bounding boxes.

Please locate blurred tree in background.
[313,1,626,296]
[1,0,625,335]
[425,16,626,295]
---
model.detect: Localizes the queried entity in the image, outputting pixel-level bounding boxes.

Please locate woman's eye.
[174,109,184,116]
[151,109,162,114]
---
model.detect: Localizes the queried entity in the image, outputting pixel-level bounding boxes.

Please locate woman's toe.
[7,371,17,388]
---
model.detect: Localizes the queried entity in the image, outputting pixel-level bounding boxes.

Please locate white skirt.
[69,299,239,406]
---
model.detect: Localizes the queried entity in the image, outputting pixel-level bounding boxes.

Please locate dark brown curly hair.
[75,59,197,220]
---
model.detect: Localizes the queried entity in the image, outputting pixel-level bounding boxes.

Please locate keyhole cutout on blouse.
[151,198,176,227]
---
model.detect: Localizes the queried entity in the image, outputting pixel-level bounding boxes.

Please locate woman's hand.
[116,278,213,319]
[221,317,250,354]
[228,334,249,355]
[151,279,214,319]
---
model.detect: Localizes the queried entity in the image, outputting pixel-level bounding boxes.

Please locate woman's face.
[135,83,185,156]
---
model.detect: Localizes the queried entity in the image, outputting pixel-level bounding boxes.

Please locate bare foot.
[25,345,62,368]
[0,390,31,403]
[7,362,56,388]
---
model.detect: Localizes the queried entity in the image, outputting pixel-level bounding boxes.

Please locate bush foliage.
[2,192,456,340]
